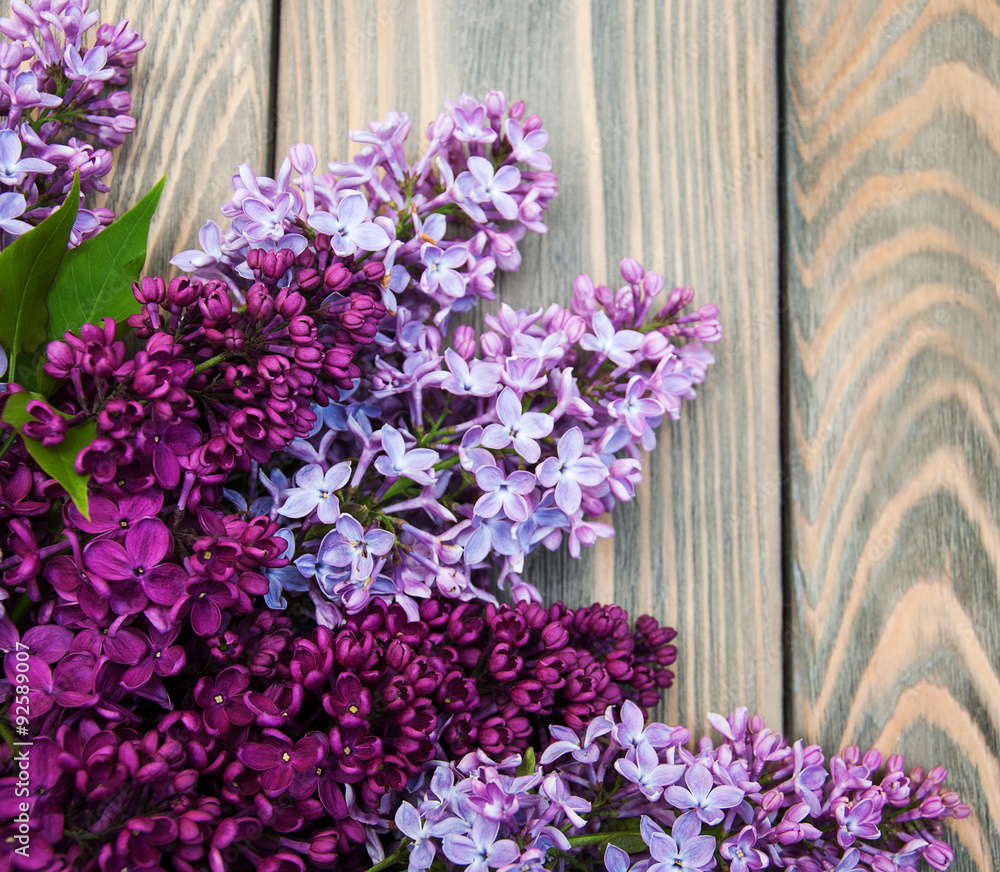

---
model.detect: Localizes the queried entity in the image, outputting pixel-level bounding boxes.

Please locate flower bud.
[920,795,946,818]
[644,270,666,297]
[429,112,455,141]
[133,275,166,303]
[620,257,644,285]
[262,248,296,280]
[657,285,695,320]
[924,840,954,871]
[841,745,861,766]
[522,113,543,132]
[198,283,233,323]
[594,283,615,309]
[167,276,202,307]
[288,315,317,345]
[294,344,323,369]
[43,339,80,378]
[772,821,805,846]
[309,830,351,868]
[862,748,883,771]
[295,267,322,292]
[925,766,948,790]
[289,141,318,174]
[453,324,477,359]
[486,229,518,262]
[605,651,633,680]
[484,90,507,118]
[540,622,569,650]
[172,769,200,793]
[246,282,274,320]
[640,330,672,361]
[275,287,306,319]
[480,330,504,358]
[324,263,352,291]
[361,261,385,282]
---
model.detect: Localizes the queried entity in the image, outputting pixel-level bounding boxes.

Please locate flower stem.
[193,352,230,375]
[363,839,410,872]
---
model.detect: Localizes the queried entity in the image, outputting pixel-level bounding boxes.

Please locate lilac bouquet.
[0,0,142,244]
[0,2,967,871]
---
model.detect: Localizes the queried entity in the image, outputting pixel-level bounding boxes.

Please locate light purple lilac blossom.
[0,0,144,247]
[386,704,967,872]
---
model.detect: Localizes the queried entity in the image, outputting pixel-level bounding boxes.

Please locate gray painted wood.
[93,0,276,277]
[275,0,784,732]
[14,0,998,865]
[785,1,1000,868]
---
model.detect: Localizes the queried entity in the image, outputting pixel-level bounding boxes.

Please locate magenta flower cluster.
[0,256,388,657]
[0,597,676,871]
[0,0,143,246]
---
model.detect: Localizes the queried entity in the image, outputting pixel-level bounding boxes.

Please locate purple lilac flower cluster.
[172,91,555,322]
[0,258,388,722]
[161,89,720,624]
[388,704,968,872]
[259,258,719,622]
[0,597,675,871]
[0,0,144,245]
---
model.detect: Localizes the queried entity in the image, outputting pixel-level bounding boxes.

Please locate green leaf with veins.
[0,173,79,381]
[45,175,165,341]
[1,391,95,519]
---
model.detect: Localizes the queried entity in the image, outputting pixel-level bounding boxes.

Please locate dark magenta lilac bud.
[324,263,352,291]
[133,274,167,303]
[166,275,201,306]
[294,267,322,291]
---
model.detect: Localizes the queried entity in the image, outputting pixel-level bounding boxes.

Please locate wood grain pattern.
[17,0,997,864]
[91,0,276,277]
[786,0,1000,868]
[275,0,783,732]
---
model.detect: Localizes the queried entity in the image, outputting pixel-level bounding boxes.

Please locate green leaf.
[1,391,95,519]
[0,174,80,381]
[46,175,166,341]
[516,747,536,777]
[13,346,60,397]
[304,523,336,542]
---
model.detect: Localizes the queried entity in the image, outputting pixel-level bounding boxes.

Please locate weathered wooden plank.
[785,0,1000,868]
[276,0,783,730]
[91,0,276,277]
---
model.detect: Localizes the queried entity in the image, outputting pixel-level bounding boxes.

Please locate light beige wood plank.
[90,0,276,277]
[786,0,1000,867]
[277,0,783,730]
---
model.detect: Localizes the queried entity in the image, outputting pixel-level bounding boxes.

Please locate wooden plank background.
[785,0,1000,868]
[11,0,1000,868]
[271,0,784,755]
